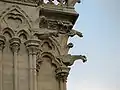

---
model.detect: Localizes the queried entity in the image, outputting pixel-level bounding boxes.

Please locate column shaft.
[59,80,64,90]
[0,36,6,90]
[28,50,33,90]
[0,49,3,90]
[9,37,21,90]
[33,53,37,90]
[13,51,18,90]
[25,39,40,90]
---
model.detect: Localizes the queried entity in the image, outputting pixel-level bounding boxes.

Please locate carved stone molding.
[9,37,21,90]
[24,39,40,90]
[0,0,81,7]
[0,5,32,39]
[0,35,6,50]
[39,17,73,34]
[55,66,70,81]
[25,39,40,53]
[9,37,21,53]
[0,0,39,6]
[24,39,41,72]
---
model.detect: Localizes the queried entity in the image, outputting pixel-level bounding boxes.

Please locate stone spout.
[58,54,87,66]
[68,29,83,38]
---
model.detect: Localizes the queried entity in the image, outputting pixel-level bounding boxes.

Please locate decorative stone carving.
[0,35,6,50]
[39,16,73,34]
[36,49,42,72]
[9,37,21,90]
[1,0,81,7]
[0,1,87,90]
[0,35,6,90]
[0,5,32,38]
[68,29,83,37]
[35,31,58,40]
[1,0,39,5]
[66,0,81,7]
[57,54,87,66]
[56,66,70,90]
[56,66,70,81]
[9,37,21,53]
[67,42,73,48]
[24,39,40,90]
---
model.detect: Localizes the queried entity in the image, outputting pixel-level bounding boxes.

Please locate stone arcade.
[0,0,87,90]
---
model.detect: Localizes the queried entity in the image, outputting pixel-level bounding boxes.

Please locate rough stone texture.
[0,1,87,90]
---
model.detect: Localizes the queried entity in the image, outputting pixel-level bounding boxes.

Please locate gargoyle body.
[67,0,81,7]
[34,31,58,40]
[68,29,83,38]
[58,54,87,66]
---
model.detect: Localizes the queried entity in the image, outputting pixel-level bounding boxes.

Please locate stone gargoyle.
[68,29,83,38]
[34,31,58,39]
[66,0,81,7]
[57,54,87,66]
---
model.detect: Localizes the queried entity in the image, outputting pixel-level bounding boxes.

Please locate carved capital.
[25,39,40,55]
[55,66,70,81]
[9,37,21,53]
[0,35,6,50]
[36,50,42,72]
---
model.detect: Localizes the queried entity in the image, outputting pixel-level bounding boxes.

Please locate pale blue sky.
[67,0,120,90]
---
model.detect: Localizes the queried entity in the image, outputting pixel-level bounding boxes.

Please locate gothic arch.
[41,52,61,68]
[2,27,15,38]
[0,5,32,28]
[17,29,29,40]
[49,37,61,55]
[41,39,55,51]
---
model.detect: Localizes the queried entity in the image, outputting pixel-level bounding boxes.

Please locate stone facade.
[0,0,87,90]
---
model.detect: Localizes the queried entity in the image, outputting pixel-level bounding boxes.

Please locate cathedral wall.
[37,56,59,90]
[3,40,13,90]
[18,44,29,90]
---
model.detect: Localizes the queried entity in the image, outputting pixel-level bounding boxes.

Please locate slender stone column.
[0,35,6,90]
[33,48,38,90]
[56,66,70,90]
[9,37,21,90]
[26,47,33,90]
[25,39,40,90]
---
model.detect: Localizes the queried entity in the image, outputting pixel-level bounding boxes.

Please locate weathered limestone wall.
[3,39,13,90]
[18,44,29,90]
[37,57,59,90]
[0,1,86,90]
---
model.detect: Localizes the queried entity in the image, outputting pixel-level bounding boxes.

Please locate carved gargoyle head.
[80,55,87,63]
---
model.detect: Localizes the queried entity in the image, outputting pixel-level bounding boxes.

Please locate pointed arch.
[49,37,61,55]
[17,29,29,40]
[0,5,32,28]
[41,52,61,68]
[2,27,15,37]
[40,39,55,51]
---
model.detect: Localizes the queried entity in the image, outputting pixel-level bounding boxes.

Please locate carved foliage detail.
[39,16,73,34]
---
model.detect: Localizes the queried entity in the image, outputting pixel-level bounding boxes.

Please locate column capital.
[0,35,6,50]
[9,37,21,53]
[55,66,70,81]
[24,39,40,55]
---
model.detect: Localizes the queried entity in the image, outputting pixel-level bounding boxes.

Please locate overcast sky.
[67,0,120,90]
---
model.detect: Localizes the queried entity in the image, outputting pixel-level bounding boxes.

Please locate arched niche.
[40,38,60,56]
[2,28,14,41]
[17,42,29,90]
[37,53,59,90]
[17,30,29,43]
[2,29,13,90]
